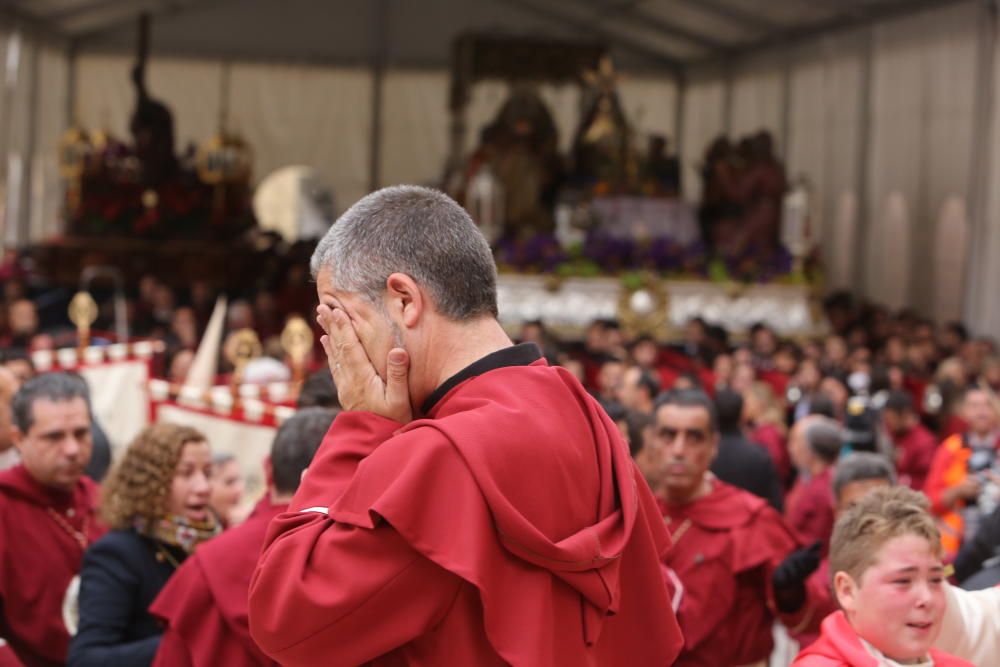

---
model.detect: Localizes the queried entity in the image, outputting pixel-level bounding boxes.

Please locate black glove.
[772,541,822,613]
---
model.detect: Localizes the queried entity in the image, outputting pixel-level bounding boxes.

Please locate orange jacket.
[924,434,972,558]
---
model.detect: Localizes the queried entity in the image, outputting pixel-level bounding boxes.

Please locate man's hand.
[944,477,983,508]
[772,541,822,614]
[317,304,412,423]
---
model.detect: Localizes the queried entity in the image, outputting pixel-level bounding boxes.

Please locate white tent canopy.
[1,0,999,335]
[6,0,969,70]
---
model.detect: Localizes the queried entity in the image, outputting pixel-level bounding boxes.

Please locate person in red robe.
[744,382,792,486]
[786,416,841,552]
[788,452,898,648]
[0,373,105,667]
[650,388,822,666]
[248,186,683,667]
[151,407,337,667]
[882,390,938,491]
[793,486,973,666]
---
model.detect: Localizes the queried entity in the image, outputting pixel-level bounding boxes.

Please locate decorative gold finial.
[281,316,313,383]
[68,291,99,351]
[224,328,262,387]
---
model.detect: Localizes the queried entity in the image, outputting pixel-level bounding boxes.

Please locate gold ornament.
[59,126,93,215]
[141,189,159,209]
[281,316,314,380]
[68,291,99,349]
[617,273,669,340]
[224,329,262,384]
[58,127,93,180]
[196,131,253,186]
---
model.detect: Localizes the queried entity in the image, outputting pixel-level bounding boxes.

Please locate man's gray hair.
[310,185,498,320]
[832,452,897,499]
[804,417,843,464]
[12,372,92,433]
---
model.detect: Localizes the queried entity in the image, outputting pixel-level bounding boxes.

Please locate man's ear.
[833,570,858,614]
[10,426,24,454]
[385,273,423,328]
[263,456,274,490]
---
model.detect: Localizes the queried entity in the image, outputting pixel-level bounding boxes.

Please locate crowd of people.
[0,185,997,666]
[0,364,339,667]
[515,295,1000,663]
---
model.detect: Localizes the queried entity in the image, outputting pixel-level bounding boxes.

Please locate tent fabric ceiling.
[1,0,974,71]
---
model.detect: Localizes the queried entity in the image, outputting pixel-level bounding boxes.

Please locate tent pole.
[779,50,792,162]
[722,60,734,135]
[18,39,39,246]
[65,41,77,129]
[962,0,998,332]
[674,69,686,197]
[852,27,874,297]
[368,0,388,193]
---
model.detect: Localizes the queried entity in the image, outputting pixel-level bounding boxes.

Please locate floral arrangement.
[494,231,818,285]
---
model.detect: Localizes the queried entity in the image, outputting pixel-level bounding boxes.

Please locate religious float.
[42,26,823,342]
[35,15,263,293]
[445,33,824,340]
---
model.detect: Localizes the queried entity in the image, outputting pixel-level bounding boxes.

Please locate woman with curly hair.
[68,423,219,667]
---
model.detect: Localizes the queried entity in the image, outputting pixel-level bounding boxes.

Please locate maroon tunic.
[659,480,815,666]
[785,467,836,554]
[249,355,683,666]
[751,422,792,486]
[0,465,105,667]
[893,424,938,491]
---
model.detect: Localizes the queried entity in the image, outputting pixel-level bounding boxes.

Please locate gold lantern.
[58,126,93,215]
[196,129,253,218]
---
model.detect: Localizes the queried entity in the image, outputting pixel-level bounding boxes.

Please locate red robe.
[0,465,105,667]
[785,467,836,554]
[792,611,974,666]
[150,498,286,667]
[249,357,683,666]
[660,479,814,666]
[0,644,23,667]
[759,369,791,400]
[751,422,792,485]
[893,424,938,491]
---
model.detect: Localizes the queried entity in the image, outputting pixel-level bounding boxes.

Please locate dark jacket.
[68,529,188,667]
[710,431,784,512]
[84,420,112,483]
[955,503,1000,586]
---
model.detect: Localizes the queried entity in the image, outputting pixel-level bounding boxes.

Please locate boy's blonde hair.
[829,486,942,583]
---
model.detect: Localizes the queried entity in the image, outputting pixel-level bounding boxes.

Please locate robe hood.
[425,363,641,630]
[0,463,92,510]
[328,360,672,658]
[661,477,769,530]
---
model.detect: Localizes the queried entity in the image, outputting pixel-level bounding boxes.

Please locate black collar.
[421,343,543,415]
